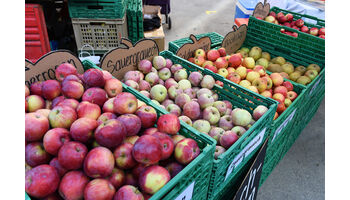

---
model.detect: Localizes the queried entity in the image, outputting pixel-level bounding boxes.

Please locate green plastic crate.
[126,0,144,43]
[68,0,126,19]
[158,51,278,200]
[25,60,216,200]
[168,32,224,54]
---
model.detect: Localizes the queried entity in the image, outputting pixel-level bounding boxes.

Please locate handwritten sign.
[174,181,195,200]
[252,0,271,19]
[221,25,247,55]
[225,128,266,182]
[100,38,159,80]
[25,50,84,87]
[233,138,268,200]
[176,34,211,60]
[272,109,297,142]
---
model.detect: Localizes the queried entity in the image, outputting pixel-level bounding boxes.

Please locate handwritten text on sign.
[221,25,247,55]
[176,34,211,60]
[174,181,195,200]
[233,139,268,200]
[272,109,296,142]
[225,127,267,181]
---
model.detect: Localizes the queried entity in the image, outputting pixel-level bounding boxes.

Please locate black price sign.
[233,138,268,200]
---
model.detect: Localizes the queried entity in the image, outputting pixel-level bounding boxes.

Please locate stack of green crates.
[126,0,144,43]
[68,0,126,19]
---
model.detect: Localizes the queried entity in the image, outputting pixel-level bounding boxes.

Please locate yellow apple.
[218,68,229,78]
[246,71,260,83]
[236,66,247,79]
[239,80,251,88]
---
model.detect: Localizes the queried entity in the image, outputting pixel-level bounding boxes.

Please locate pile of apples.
[25,63,202,200]
[187,47,299,119]
[262,11,325,39]
[122,56,269,158]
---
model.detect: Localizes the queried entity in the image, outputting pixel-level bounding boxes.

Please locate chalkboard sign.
[233,138,268,200]
[100,38,159,80]
[25,50,84,87]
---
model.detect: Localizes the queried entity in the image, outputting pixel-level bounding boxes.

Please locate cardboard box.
[143,5,165,51]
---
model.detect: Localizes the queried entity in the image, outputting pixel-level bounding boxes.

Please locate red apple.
[108,168,125,190]
[58,141,88,170]
[139,165,170,194]
[51,96,66,108]
[277,102,286,114]
[57,98,79,110]
[43,128,70,155]
[132,135,162,165]
[114,92,138,115]
[25,142,51,167]
[62,74,83,85]
[300,26,309,33]
[117,114,142,136]
[83,147,115,178]
[55,63,77,82]
[183,101,201,120]
[282,81,294,91]
[97,112,117,125]
[218,47,227,57]
[228,54,242,68]
[49,157,68,177]
[319,35,325,39]
[295,19,304,27]
[165,162,184,178]
[82,87,108,107]
[61,80,84,99]
[172,135,186,146]
[272,93,285,104]
[77,101,101,120]
[49,105,77,129]
[310,27,319,36]
[25,164,60,198]
[114,185,143,200]
[102,70,113,81]
[215,57,228,69]
[95,119,127,148]
[59,170,89,200]
[142,127,158,135]
[227,72,241,84]
[26,95,46,112]
[135,105,157,128]
[30,81,43,96]
[25,112,49,142]
[174,138,200,165]
[42,80,61,100]
[105,79,123,97]
[274,86,288,97]
[70,117,98,143]
[287,91,298,101]
[286,13,293,21]
[220,131,239,149]
[84,179,115,200]
[114,143,137,169]
[132,163,148,179]
[157,114,180,135]
[103,98,115,113]
[319,27,325,35]
[83,68,105,88]
[151,132,175,160]
[207,50,220,61]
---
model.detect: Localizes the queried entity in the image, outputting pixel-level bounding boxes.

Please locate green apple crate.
[25,60,216,200]
[158,51,277,200]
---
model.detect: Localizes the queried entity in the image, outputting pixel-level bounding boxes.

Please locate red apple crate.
[82,59,217,200]
[159,51,278,200]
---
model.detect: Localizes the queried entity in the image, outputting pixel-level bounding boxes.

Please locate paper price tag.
[244,128,266,157]
[272,109,297,142]
[174,181,195,200]
[225,154,244,181]
[224,128,266,182]
[309,78,321,96]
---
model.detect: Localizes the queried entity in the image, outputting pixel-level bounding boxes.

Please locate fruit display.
[25,63,203,199]
[262,11,325,39]
[121,55,271,157]
[185,47,304,119]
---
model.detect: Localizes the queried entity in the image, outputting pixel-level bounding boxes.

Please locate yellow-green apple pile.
[262,11,325,39]
[125,56,270,158]
[187,47,302,119]
[25,63,201,200]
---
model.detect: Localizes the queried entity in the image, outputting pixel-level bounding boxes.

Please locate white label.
[309,78,321,96]
[225,153,244,181]
[174,181,195,200]
[224,128,267,182]
[243,128,266,157]
[272,109,297,142]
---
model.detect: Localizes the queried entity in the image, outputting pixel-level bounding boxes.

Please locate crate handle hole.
[89,22,105,26]
[87,5,103,10]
